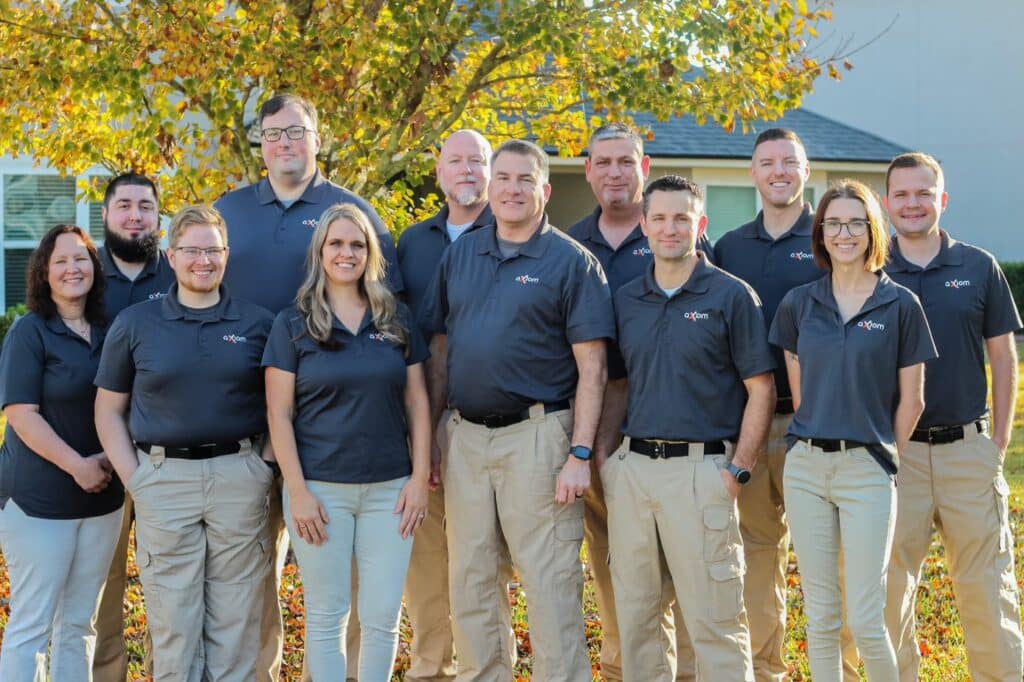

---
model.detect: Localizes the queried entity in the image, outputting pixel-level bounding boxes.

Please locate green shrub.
[0,304,27,346]
[1002,262,1024,326]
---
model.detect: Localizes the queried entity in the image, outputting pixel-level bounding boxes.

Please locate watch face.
[737,470,752,484]
[570,445,592,461]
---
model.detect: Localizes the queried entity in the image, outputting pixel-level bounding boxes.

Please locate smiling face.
[821,197,870,267]
[260,103,321,185]
[488,151,551,231]
[885,164,948,238]
[48,232,95,308]
[437,131,491,208]
[640,189,707,262]
[750,138,810,209]
[320,217,368,286]
[168,224,228,295]
[585,137,650,210]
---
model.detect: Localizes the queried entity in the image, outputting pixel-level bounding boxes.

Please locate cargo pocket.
[702,505,737,562]
[708,557,744,622]
[995,476,1012,554]
[555,510,584,542]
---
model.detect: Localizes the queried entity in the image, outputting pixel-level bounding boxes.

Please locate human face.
[885,165,947,238]
[437,131,490,208]
[488,152,551,231]
[320,218,368,287]
[822,197,869,267]
[750,139,809,209]
[640,190,708,262]
[260,104,321,184]
[584,138,650,210]
[168,225,228,295]
[48,232,95,307]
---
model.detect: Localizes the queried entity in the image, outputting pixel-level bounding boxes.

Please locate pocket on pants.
[708,557,744,622]
[703,504,738,562]
[994,476,1012,554]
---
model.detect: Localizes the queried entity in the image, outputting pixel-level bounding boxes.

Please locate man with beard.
[93,172,174,682]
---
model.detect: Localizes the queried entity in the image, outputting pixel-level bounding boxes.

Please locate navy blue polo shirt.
[216,172,403,314]
[769,273,938,471]
[885,231,1022,428]
[95,285,274,447]
[713,206,824,400]
[0,314,123,519]
[398,204,492,337]
[567,206,714,294]
[420,218,615,416]
[99,247,175,319]
[262,303,428,484]
[612,255,776,441]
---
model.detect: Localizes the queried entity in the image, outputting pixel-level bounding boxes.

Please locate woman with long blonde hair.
[263,203,431,681]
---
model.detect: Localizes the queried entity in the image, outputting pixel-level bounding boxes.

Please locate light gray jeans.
[784,440,898,682]
[285,476,413,682]
[0,500,122,682]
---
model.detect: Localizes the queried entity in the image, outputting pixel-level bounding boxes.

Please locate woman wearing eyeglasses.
[95,205,276,681]
[769,180,937,681]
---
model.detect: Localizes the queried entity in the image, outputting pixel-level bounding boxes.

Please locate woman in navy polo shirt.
[264,203,430,681]
[0,224,122,680]
[770,180,936,681]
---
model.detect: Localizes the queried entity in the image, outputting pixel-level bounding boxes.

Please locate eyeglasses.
[822,219,869,237]
[174,246,227,260]
[260,125,312,142]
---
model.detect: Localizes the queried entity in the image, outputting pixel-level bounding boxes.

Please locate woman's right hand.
[291,487,329,546]
[73,453,113,493]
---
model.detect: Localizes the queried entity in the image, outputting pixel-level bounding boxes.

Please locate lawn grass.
[1,359,1022,680]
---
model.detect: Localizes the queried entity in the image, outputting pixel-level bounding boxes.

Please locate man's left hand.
[555,455,591,504]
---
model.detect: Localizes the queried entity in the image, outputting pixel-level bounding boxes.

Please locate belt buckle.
[652,441,667,459]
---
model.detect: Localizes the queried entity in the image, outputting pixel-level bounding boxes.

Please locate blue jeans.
[285,476,412,682]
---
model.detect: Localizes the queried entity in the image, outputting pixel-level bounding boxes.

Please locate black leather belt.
[137,439,249,460]
[461,400,571,429]
[910,420,986,445]
[629,438,726,459]
[776,396,794,415]
[800,438,867,453]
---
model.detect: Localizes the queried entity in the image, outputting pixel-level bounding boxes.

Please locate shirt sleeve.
[94,315,136,393]
[261,311,300,374]
[982,257,1023,338]
[0,317,44,407]
[897,292,939,369]
[728,285,777,379]
[418,250,450,337]
[563,251,615,344]
[768,290,800,353]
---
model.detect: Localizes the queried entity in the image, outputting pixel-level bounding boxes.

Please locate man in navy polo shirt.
[93,172,174,682]
[712,128,844,682]
[214,93,402,682]
[882,152,1023,681]
[397,129,514,682]
[569,122,698,681]
[421,139,613,681]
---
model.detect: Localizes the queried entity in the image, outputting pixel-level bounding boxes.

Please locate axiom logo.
[945,279,971,289]
[633,247,652,257]
[148,292,167,300]
[683,311,710,321]
[790,251,814,261]
[857,320,885,332]
[222,334,248,344]
[367,332,387,342]
[302,218,318,229]
[515,274,540,285]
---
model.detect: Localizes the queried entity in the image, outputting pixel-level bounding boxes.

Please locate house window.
[705,186,757,242]
[804,187,816,211]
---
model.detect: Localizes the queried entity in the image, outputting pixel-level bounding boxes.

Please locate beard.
[440,177,486,208]
[104,224,160,263]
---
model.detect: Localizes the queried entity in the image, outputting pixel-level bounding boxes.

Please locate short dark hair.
[589,123,644,156]
[885,152,944,193]
[103,173,158,209]
[491,140,549,183]
[642,175,704,215]
[259,93,319,131]
[27,224,106,325]
[811,180,889,273]
[752,128,806,156]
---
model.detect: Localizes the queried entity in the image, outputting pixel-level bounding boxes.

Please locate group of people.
[0,92,1019,682]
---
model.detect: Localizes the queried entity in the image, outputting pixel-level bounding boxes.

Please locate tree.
[0,0,837,228]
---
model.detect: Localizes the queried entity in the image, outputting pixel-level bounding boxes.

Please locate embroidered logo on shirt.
[222,334,248,344]
[789,251,814,261]
[945,279,971,289]
[857,320,885,332]
[683,311,710,321]
[633,247,652,257]
[515,275,540,284]
[302,218,318,229]
[367,332,387,342]
[148,292,167,300]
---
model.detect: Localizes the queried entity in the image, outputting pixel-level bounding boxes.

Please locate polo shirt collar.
[43,313,107,348]
[887,229,963,272]
[809,271,899,316]
[428,204,494,235]
[578,206,645,251]
[160,283,241,321]
[640,252,714,297]
[100,246,164,282]
[742,205,813,241]
[479,215,553,259]
[255,170,328,206]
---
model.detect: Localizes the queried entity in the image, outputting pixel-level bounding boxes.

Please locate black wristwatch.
[569,445,592,461]
[726,462,751,485]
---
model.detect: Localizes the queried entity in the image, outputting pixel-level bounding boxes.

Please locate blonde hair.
[167,205,228,247]
[296,203,407,350]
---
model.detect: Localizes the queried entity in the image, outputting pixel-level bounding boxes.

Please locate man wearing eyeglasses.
[214,93,404,682]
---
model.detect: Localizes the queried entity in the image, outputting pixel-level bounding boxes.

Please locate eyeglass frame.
[822,218,870,237]
[260,125,314,142]
[173,246,228,260]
